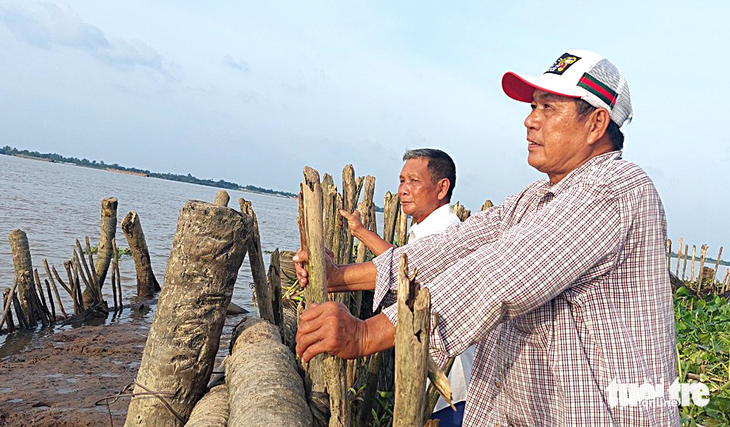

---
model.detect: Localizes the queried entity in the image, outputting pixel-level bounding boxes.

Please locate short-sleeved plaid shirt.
[373,152,679,426]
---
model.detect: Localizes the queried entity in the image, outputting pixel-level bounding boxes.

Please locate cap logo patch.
[545,53,581,75]
[578,73,618,108]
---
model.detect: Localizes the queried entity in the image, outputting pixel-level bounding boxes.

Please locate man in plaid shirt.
[296,50,679,426]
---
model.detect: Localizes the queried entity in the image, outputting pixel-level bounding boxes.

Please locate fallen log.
[184,384,229,427]
[225,317,312,427]
[124,201,251,427]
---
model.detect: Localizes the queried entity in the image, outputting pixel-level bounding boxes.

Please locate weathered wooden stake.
[268,248,284,330]
[121,211,159,298]
[339,165,357,264]
[8,229,36,327]
[45,279,56,322]
[239,198,275,324]
[675,237,683,276]
[393,253,430,427]
[124,201,250,427]
[696,244,707,297]
[225,318,312,427]
[94,197,118,288]
[301,166,349,427]
[113,238,123,310]
[63,260,81,315]
[681,244,689,281]
[711,246,723,286]
[1,279,19,333]
[383,192,400,245]
[111,260,119,312]
[722,269,730,294]
[666,239,672,269]
[689,245,697,284]
[214,189,230,207]
[481,199,494,211]
[12,290,28,329]
[44,259,68,318]
[396,204,408,246]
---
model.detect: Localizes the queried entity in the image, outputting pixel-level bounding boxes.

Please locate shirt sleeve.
[379,182,622,357]
[372,203,505,308]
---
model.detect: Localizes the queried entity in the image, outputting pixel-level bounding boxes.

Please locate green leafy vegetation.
[0,145,296,198]
[675,287,730,426]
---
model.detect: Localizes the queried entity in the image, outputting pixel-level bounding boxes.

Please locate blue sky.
[1,1,728,253]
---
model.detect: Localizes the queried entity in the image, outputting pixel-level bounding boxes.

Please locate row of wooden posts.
[1,197,160,335]
[121,165,496,427]
[667,238,730,297]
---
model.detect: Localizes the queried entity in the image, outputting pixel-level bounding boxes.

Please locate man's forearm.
[353,228,395,256]
[362,312,395,355]
[329,261,378,292]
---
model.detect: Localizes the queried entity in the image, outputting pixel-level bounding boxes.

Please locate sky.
[1,1,728,253]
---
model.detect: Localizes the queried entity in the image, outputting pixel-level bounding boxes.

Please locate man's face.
[398,158,444,224]
[525,90,594,183]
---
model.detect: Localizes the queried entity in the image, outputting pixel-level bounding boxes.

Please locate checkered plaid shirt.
[373,152,679,426]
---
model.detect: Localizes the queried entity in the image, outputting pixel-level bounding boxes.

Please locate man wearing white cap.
[295,50,679,426]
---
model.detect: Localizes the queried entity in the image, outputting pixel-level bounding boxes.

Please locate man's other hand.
[340,209,364,237]
[296,301,367,362]
[293,247,335,288]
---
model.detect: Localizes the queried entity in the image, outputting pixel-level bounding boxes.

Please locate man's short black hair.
[402,148,456,201]
[575,100,624,150]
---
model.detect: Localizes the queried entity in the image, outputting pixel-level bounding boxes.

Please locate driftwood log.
[122,211,159,297]
[183,384,229,427]
[393,253,431,427]
[124,201,251,427]
[225,317,312,427]
[8,229,36,326]
[239,198,275,324]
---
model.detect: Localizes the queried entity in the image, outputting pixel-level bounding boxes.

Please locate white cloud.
[0,2,169,76]
[222,55,250,73]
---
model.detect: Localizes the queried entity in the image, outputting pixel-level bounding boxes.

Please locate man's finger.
[301,340,332,363]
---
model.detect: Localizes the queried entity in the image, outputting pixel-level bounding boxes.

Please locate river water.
[0,154,300,346]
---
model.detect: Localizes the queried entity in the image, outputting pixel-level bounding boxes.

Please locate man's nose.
[525,109,539,130]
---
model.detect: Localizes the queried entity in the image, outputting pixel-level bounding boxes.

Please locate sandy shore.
[0,309,245,427]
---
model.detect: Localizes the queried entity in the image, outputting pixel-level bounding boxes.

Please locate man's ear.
[587,108,611,146]
[436,178,450,201]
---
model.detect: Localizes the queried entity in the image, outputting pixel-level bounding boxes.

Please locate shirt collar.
[409,204,458,240]
[541,150,623,197]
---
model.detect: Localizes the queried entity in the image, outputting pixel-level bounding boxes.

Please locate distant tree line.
[0,145,296,198]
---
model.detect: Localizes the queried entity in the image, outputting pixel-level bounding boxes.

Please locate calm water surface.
[0,154,300,348]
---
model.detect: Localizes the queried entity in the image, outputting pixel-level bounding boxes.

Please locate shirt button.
[495,382,501,389]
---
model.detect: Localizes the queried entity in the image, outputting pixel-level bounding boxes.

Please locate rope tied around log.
[95,381,184,426]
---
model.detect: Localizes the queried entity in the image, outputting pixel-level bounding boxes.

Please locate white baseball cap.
[502,50,633,127]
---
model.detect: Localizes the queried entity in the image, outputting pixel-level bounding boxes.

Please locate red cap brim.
[502,72,582,103]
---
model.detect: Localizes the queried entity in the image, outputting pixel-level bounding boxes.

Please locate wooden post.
[63,260,81,315]
[239,198,275,324]
[112,238,123,310]
[681,244,689,281]
[675,237,683,276]
[383,192,400,245]
[43,259,68,318]
[121,211,159,298]
[94,197,118,289]
[356,352,382,427]
[268,248,285,330]
[396,205,408,246]
[689,245,697,284]
[696,244,707,297]
[722,269,730,294]
[666,239,672,269]
[12,290,28,329]
[45,279,56,322]
[225,318,312,427]
[711,246,723,286]
[1,279,19,333]
[8,229,36,327]
[339,165,357,264]
[85,236,102,302]
[33,268,51,322]
[214,189,230,207]
[393,253,430,427]
[322,173,337,252]
[481,199,494,211]
[124,201,250,427]
[74,240,99,306]
[111,259,119,312]
[301,167,349,427]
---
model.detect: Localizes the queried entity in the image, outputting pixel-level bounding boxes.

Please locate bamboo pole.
[301,166,349,427]
[696,244,707,297]
[121,211,160,297]
[675,237,683,276]
[214,189,230,207]
[43,260,68,318]
[681,244,689,281]
[0,278,19,333]
[8,229,36,326]
[239,198,275,324]
[393,253,430,427]
[711,246,723,286]
[124,201,250,427]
